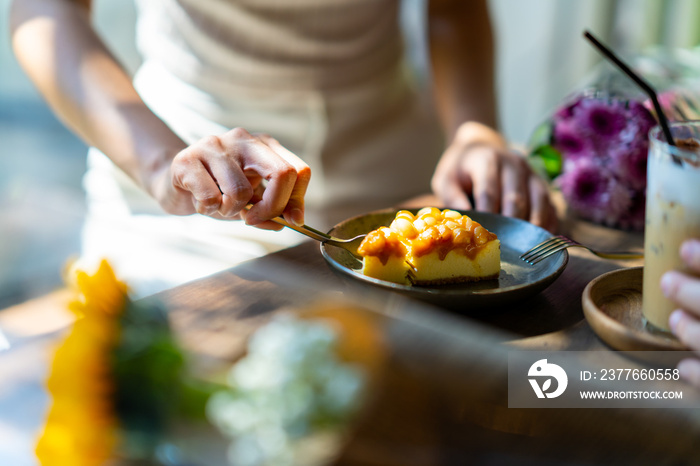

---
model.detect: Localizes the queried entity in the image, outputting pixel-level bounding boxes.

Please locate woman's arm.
[426,0,557,231]
[10,0,310,227]
[427,0,497,137]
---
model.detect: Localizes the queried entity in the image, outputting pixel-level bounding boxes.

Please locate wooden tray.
[582,267,688,352]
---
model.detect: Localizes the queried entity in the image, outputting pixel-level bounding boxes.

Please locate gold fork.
[520,235,643,265]
[244,205,365,257]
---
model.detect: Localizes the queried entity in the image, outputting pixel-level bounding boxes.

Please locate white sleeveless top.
[88,0,442,225]
[82,0,444,294]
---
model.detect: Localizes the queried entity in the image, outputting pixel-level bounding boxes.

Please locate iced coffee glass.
[643,121,700,333]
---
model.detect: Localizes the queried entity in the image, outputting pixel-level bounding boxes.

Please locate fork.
[520,235,643,265]
[244,205,366,257]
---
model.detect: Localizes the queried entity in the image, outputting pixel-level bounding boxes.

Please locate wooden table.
[147,199,700,465]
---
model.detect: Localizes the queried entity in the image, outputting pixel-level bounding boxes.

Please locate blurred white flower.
[207,315,367,466]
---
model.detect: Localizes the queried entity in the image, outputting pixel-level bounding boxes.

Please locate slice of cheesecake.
[357,208,500,286]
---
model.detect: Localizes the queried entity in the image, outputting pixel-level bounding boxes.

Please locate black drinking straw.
[583,30,676,147]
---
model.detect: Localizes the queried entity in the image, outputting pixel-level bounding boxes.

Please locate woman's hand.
[431,122,557,232]
[662,239,700,387]
[152,128,311,230]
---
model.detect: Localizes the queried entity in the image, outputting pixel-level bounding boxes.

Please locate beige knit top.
[95,0,445,228]
[134,0,404,91]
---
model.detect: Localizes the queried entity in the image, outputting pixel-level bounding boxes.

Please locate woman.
[11,0,556,295]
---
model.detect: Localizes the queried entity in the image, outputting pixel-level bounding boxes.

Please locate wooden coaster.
[582,267,688,352]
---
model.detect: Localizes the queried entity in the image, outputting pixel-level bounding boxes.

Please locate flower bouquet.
[35,261,197,465]
[529,49,700,231]
[529,91,656,230]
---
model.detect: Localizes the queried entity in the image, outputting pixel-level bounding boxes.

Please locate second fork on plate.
[520,235,643,265]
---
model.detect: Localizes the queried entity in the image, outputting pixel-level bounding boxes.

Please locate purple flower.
[543,92,658,229]
[557,159,632,225]
[554,95,585,120]
[608,143,649,190]
[573,98,627,140]
[617,102,656,146]
[552,119,593,160]
[627,99,657,130]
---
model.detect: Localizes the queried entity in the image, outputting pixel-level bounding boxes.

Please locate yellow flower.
[36,260,127,466]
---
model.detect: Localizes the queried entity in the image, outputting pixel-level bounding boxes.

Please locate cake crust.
[409,273,500,286]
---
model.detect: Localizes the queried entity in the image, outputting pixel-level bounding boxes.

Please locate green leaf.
[528,120,554,149]
[529,145,562,180]
[112,299,186,456]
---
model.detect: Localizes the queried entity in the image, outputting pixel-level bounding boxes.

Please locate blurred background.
[0,0,138,309]
[2,0,700,464]
[2,0,700,308]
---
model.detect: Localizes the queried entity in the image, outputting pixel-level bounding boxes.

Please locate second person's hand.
[663,239,700,387]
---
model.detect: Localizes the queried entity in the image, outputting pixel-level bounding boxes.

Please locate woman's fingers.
[217,128,292,224]
[500,151,557,231]
[499,152,529,218]
[662,270,700,317]
[431,144,474,211]
[255,134,311,226]
[465,146,500,213]
[681,240,700,274]
[663,240,700,389]
[433,137,558,233]
[670,310,700,352]
[216,128,306,226]
[171,139,249,216]
[677,358,700,387]
[198,139,255,217]
[528,175,558,232]
[169,128,311,228]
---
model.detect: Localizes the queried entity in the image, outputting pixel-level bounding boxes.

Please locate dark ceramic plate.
[320,209,568,310]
